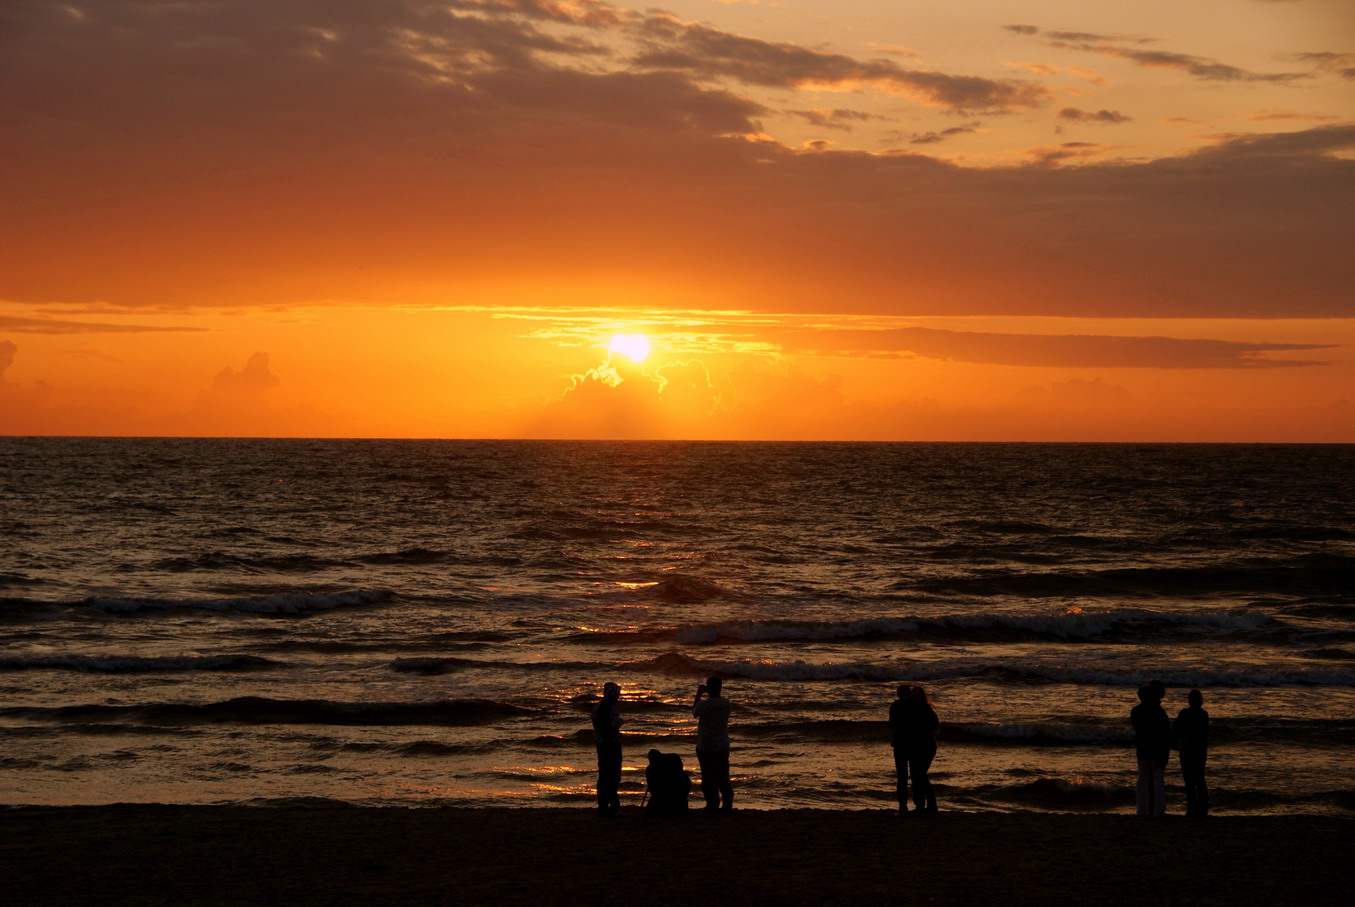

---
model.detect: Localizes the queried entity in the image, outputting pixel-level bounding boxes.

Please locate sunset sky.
[2,0,1352,440]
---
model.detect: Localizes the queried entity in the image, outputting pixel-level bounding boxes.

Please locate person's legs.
[1182,755,1208,818]
[597,743,622,815]
[910,743,937,812]
[1135,755,1152,816]
[1151,760,1167,817]
[1197,758,1209,817]
[713,749,733,810]
[893,747,910,812]
[696,750,719,810]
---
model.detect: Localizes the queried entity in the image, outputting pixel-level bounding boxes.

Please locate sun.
[608,333,651,363]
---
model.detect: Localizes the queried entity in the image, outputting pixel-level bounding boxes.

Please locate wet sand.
[2,806,1351,905]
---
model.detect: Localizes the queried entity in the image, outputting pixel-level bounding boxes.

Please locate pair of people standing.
[889,684,939,813]
[1131,681,1210,818]
[590,676,734,815]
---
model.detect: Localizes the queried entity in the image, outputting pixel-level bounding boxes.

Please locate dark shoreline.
[3,805,1351,905]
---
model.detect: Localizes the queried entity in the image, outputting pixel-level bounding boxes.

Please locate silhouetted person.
[1174,688,1210,818]
[592,681,623,817]
[644,748,692,816]
[906,685,940,812]
[693,677,733,811]
[1131,683,1171,817]
[889,685,918,813]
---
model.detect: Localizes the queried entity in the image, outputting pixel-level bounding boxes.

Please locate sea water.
[1,438,1352,813]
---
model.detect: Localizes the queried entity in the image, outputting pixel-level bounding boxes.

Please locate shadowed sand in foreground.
[3,806,1351,905]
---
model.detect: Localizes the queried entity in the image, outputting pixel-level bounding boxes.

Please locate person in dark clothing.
[1174,688,1210,818]
[907,685,940,813]
[889,685,917,813]
[889,684,940,813]
[592,681,623,817]
[1131,682,1172,817]
[644,749,692,816]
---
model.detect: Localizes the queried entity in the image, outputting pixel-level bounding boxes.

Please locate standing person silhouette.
[693,677,733,811]
[1131,683,1171,817]
[1174,688,1210,818]
[592,681,623,817]
[907,685,940,813]
[888,685,918,813]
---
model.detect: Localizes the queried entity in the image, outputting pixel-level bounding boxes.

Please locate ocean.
[2,438,1353,814]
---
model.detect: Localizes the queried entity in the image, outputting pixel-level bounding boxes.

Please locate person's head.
[1188,688,1203,708]
[897,684,911,699]
[1137,685,1153,704]
[602,681,620,699]
[706,677,723,697]
[1148,679,1166,702]
[648,748,662,764]
[909,685,930,705]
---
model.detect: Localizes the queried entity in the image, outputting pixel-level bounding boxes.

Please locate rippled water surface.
[2,439,1353,813]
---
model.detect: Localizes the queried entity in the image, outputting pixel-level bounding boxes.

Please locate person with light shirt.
[692,677,733,811]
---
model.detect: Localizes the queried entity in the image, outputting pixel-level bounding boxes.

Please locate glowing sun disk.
[609,333,651,363]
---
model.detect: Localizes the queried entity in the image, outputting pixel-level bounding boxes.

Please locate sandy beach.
[2,806,1350,905]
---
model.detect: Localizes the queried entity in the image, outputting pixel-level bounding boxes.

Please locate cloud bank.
[0,0,1350,322]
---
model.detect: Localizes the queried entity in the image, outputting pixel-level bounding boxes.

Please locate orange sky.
[2,0,1353,441]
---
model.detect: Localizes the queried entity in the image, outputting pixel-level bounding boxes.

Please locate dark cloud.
[778,326,1332,369]
[1046,30,1153,44]
[1025,141,1106,166]
[212,353,281,394]
[1010,23,1309,81]
[1058,107,1131,124]
[1195,123,1355,157]
[1,2,1351,319]
[633,16,1051,112]
[1295,52,1355,79]
[790,109,879,131]
[1087,47,1309,82]
[909,123,981,144]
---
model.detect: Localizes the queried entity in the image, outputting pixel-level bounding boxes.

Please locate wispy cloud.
[909,123,982,144]
[634,16,1053,112]
[0,315,206,335]
[775,325,1333,369]
[1008,24,1310,82]
[1058,107,1132,124]
[1294,52,1355,79]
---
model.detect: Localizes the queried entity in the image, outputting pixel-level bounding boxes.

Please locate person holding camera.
[692,677,733,811]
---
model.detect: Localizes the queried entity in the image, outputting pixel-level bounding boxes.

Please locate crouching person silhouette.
[644,749,692,816]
